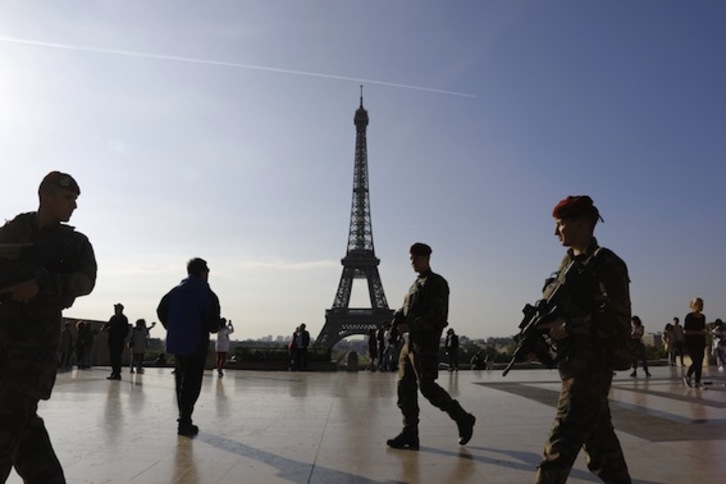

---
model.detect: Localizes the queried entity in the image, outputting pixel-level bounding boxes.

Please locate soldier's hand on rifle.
[391,309,408,335]
[8,279,40,303]
[539,318,569,341]
[395,322,409,335]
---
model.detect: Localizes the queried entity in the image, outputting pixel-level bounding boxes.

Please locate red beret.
[552,195,600,220]
[410,242,432,256]
[38,171,80,195]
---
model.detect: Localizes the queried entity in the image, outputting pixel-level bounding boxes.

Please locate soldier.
[386,242,475,450]
[0,171,97,482]
[535,196,631,483]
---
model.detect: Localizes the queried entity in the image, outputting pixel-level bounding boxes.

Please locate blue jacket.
[157,275,220,356]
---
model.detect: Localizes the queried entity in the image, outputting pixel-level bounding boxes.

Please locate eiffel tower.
[316,89,394,349]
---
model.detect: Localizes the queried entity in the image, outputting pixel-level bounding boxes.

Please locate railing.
[230,346,331,362]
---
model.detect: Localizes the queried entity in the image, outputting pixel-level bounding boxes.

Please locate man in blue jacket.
[157,257,220,437]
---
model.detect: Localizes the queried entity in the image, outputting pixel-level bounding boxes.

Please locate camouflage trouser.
[536,372,630,484]
[0,382,65,483]
[397,340,462,430]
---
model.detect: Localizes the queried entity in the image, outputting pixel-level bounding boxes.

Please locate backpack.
[589,248,639,371]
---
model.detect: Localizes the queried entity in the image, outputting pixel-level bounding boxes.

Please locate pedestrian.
[75,321,88,369]
[155,352,167,367]
[367,328,378,371]
[288,327,298,371]
[386,242,475,450]
[663,323,676,366]
[470,351,485,370]
[102,303,130,380]
[672,317,685,366]
[445,328,460,371]
[381,324,394,371]
[157,257,221,437]
[294,323,310,371]
[712,319,726,372]
[484,354,494,370]
[683,297,707,388]
[59,321,74,369]
[0,171,97,482]
[130,319,156,374]
[75,320,96,369]
[629,316,651,377]
[216,318,234,377]
[534,195,631,483]
[376,323,390,371]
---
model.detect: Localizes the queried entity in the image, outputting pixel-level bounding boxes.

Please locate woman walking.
[629,316,651,377]
[684,297,707,388]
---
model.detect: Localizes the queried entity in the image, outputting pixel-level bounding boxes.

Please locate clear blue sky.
[1,2,724,342]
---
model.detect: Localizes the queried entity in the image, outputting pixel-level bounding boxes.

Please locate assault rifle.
[502,259,586,377]
[389,309,406,338]
[0,243,36,295]
[0,242,64,299]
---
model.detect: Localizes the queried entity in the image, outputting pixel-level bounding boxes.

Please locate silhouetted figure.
[294,323,310,371]
[130,319,156,374]
[157,257,221,437]
[103,303,129,380]
[672,317,685,366]
[59,321,74,369]
[470,351,486,370]
[445,328,460,371]
[663,323,676,366]
[629,316,651,377]
[713,319,726,371]
[76,320,96,369]
[684,297,707,388]
[288,327,298,371]
[367,328,378,371]
[0,171,96,482]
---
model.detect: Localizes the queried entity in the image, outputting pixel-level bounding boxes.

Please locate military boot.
[386,428,419,450]
[449,400,476,445]
[535,459,573,484]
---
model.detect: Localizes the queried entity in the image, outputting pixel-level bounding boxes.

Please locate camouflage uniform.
[0,212,97,483]
[395,269,474,440]
[536,239,631,484]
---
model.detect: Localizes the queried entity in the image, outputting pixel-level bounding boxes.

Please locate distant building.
[644,333,662,348]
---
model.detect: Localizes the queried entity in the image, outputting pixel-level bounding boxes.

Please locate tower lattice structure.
[316,91,394,348]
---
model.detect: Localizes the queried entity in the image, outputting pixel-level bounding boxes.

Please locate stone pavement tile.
[4,365,724,483]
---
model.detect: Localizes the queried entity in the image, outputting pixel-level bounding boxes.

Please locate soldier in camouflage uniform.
[386,243,475,450]
[535,196,631,484]
[0,171,97,483]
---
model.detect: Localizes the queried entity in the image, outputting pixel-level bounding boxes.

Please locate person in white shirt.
[216,319,234,377]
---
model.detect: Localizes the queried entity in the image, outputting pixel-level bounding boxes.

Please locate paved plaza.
[9,364,724,483]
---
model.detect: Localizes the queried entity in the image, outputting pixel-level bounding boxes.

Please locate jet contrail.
[0,37,476,98]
